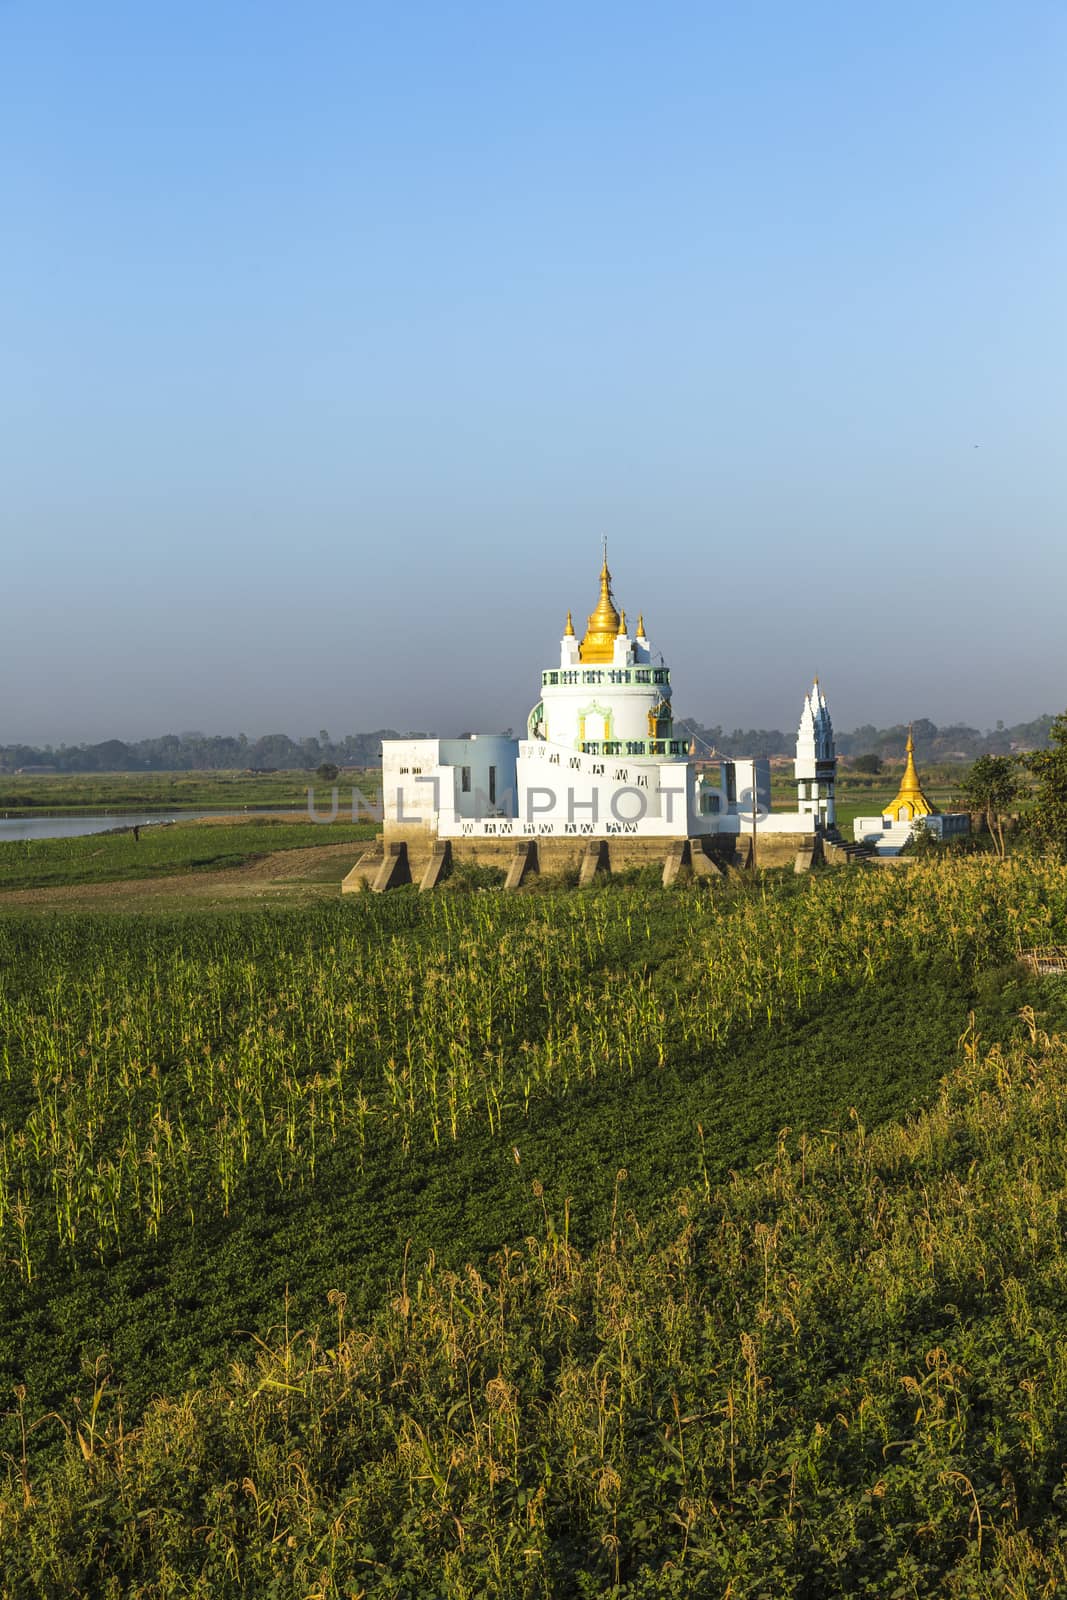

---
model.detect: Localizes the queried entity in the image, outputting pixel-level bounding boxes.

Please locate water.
[0,810,300,843]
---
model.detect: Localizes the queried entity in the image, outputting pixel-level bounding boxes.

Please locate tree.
[1022,711,1067,858]
[249,734,304,770]
[316,762,340,782]
[851,752,883,775]
[956,754,1020,858]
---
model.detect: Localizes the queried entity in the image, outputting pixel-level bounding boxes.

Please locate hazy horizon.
[3,697,1059,753]
[3,2,1065,745]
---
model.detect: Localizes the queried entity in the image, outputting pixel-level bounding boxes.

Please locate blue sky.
[2,1,1065,742]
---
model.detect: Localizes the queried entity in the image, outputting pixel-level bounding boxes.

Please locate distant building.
[347,555,844,888]
[853,728,969,855]
[793,680,837,830]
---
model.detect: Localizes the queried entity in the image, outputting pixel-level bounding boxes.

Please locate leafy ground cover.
[0,817,376,891]
[5,983,1067,1593]
[1,860,1066,1593]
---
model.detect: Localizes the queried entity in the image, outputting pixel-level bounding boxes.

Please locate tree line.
[0,730,427,774]
[0,713,1057,773]
[673,713,1057,762]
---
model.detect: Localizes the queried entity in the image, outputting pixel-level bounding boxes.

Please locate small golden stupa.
[579,555,622,663]
[883,726,937,822]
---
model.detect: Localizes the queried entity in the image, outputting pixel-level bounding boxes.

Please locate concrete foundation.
[793,835,825,873]
[690,840,726,881]
[504,840,538,891]
[578,840,610,886]
[371,842,411,893]
[419,841,453,892]
[343,827,827,892]
[661,840,690,887]
[341,846,383,894]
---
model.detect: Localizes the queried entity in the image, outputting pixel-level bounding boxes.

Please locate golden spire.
[564,610,574,636]
[883,724,937,822]
[637,612,646,637]
[617,609,627,636]
[579,555,621,663]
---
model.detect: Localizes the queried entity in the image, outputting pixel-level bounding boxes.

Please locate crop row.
[0,860,1065,1279]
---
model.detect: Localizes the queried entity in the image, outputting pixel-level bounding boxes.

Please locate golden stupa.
[883,726,937,822]
[579,558,622,663]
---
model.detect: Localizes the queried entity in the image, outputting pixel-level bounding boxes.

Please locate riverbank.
[0,816,376,899]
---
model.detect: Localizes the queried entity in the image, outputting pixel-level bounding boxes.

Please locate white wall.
[384,736,518,832]
[854,812,971,855]
[385,739,836,843]
[727,758,772,817]
[382,740,442,830]
[509,740,697,838]
[532,665,680,752]
[437,737,518,822]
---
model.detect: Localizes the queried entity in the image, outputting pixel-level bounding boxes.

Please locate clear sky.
[2,1,1065,743]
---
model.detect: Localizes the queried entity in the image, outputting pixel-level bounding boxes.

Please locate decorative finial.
[578,547,621,662]
[564,610,575,636]
[883,723,935,822]
[637,612,645,636]
[617,609,627,636]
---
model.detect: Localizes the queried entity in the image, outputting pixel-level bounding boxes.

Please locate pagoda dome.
[579,560,621,663]
[883,726,937,822]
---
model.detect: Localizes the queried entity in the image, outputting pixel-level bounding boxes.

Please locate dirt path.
[0,843,364,913]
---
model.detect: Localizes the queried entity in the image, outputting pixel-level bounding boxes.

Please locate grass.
[4,766,964,841]
[6,981,1067,1593]
[4,859,1063,1270]
[0,931,1015,1435]
[0,817,377,891]
[2,859,1066,1594]
[5,766,961,828]
[0,768,382,815]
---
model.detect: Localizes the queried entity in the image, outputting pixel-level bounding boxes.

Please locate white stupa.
[375,553,839,851]
[793,679,836,828]
[527,556,687,763]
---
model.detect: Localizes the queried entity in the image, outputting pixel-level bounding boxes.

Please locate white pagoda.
[528,558,686,761]
[793,679,836,829]
[375,554,839,859]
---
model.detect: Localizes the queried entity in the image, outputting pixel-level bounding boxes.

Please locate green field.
[2,764,964,840]
[3,764,963,827]
[0,816,377,893]
[2,857,1067,1594]
[0,768,381,815]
